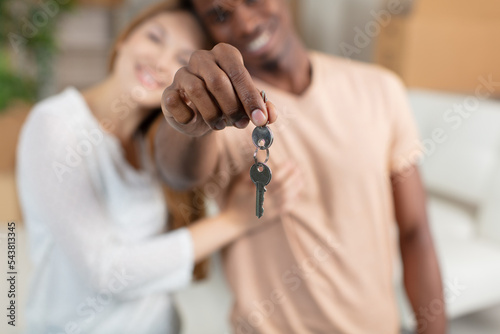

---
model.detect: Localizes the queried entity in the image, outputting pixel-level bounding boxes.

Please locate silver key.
[252,126,274,149]
[252,90,274,149]
[250,163,272,218]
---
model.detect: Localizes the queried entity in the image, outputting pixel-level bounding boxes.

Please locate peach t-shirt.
[214,52,421,334]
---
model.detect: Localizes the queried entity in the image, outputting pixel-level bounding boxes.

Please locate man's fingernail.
[251,109,266,126]
[215,119,226,130]
[234,117,250,129]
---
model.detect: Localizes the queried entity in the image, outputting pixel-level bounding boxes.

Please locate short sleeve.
[385,73,424,174]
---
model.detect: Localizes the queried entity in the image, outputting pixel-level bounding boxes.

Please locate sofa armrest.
[478,166,500,244]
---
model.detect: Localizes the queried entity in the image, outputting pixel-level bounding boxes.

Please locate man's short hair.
[178,0,193,9]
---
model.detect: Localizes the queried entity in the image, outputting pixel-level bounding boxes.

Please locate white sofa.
[398,89,500,329]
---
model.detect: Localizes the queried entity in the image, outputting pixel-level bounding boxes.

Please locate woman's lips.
[135,65,164,90]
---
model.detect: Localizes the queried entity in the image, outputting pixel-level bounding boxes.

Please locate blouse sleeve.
[17,108,194,300]
[385,73,424,174]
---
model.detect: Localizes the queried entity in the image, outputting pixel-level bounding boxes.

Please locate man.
[156,0,446,333]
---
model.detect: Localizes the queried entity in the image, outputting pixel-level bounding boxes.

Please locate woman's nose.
[154,55,174,84]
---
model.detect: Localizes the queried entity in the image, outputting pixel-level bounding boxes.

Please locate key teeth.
[256,205,263,218]
[258,187,266,218]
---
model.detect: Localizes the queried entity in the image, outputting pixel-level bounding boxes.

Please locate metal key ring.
[252,126,274,150]
[253,147,270,165]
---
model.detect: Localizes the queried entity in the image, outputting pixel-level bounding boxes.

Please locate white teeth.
[248,31,271,52]
[138,67,159,89]
[143,72,155,85]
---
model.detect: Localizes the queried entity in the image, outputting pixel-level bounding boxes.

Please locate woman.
[16,2,301,333]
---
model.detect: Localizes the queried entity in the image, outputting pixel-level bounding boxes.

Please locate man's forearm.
[400,226,447,334]
[154,119,219,190]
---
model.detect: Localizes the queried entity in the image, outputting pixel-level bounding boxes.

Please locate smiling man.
[155,0,447,333]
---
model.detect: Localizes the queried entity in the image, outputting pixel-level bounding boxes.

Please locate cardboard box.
[414,0,500,20]
[0,104,30,172]
[0,104,30,223]
[375,0,500,95]
[0,172,22,223]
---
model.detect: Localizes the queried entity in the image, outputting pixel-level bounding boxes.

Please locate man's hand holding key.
[161,43,278,137]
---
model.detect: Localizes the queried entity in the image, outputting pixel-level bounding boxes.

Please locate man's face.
[191,0,294,68]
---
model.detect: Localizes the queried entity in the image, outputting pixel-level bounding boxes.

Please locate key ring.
[261,90,268,103]
[261,90,270,126]
[252,126,274,149]
[254,147,269,165]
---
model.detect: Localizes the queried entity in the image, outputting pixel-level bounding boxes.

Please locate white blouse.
[16,87,194,334]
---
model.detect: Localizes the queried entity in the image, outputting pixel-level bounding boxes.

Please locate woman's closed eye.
[146,23,166,44]
[147,31,163,44]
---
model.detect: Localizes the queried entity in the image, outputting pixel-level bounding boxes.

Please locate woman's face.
[113,11,204,109]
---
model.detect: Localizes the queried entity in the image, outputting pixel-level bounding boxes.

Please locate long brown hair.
[108,0,210,280]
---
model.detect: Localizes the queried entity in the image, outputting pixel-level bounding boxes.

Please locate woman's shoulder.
[22,87,96,141]
[28,87,86,125]
[18,87,101,160]
[17,87,109,184]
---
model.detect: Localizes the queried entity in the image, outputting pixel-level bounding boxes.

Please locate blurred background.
[1,0,500,333]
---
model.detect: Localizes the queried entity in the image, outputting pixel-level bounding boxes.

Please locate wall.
[296,0,385,62]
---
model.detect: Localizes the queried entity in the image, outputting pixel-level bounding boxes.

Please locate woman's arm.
[17,110,196,300]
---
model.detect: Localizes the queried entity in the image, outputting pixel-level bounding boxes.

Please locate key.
[252,91,274,149]
[252,126,274,149]
[250,162,272,218]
